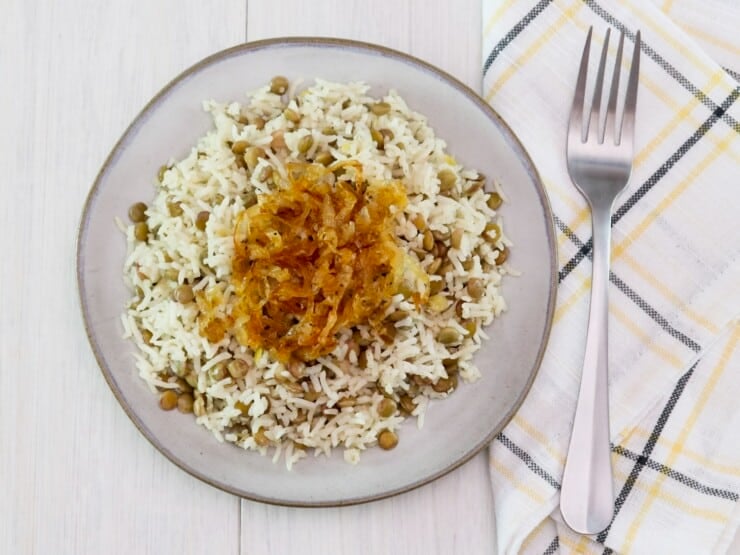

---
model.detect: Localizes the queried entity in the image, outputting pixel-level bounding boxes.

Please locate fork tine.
[602,30,625,144]
[619,30,641,145]
[586,28,610,142]
[570,26,593,143]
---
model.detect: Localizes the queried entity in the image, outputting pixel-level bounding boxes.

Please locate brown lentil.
[388,310,409,322]
[370,102,391,116]
[185,372,198,389]
[465,181,484,196]
[377,398,397,418]
[177,393,194,413]
[337,397,356,409]
[271,130,286,150]
[411,213,427,231]
[227,359,249,379]
[399,395,416,414]
[195,211,209,231]
[303,390,320,402]
[358,349,368,369]
[451,228,464,249]
[288,360,304,379]
[254,428,270,446]
[427,258,442,275]
[283,108,300,123]
[487,192,503,210]
[442,358,459,372]
[437,169,457,192]
[437,327,460,345]
[128,202,147,223]
[173,284,194,304]
[432,374,458,393]
[429,278,445,296]
[252,116,266,130]
[423,229,434,251]
[297,135,313,154]
[231,140,249,155]
[243,190,258,208]
[209,362,227,381]
[428,294,450,313]
[167,202,183,217]
[269,76,289,95]
[467,278,485,300]
[134,222,149,242]
[159,390,178,411]
[485,222,501,242]
[495,247,509,265]
[371,128,384,148]
[437,262,454,276]
[314,151,334,166]
[244,147,265,173]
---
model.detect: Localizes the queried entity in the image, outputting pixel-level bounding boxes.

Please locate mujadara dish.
[119,77,512,469]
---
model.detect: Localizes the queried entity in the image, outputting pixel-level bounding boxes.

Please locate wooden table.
[3,1,737,553]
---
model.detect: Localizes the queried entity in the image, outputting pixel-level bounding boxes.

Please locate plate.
[77,38,556,506]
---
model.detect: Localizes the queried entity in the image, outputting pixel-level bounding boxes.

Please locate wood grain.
[0,1,245,553]
[246,0,482,91]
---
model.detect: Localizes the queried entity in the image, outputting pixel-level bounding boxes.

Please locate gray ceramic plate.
[77,38,556,506]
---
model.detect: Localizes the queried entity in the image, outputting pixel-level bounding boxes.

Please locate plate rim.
[76,36,558,507]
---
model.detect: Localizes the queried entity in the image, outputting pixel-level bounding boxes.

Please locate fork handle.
[560,203,615,535]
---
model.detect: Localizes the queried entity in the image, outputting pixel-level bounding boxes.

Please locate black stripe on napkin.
[482,0,553,75]
[585,0,740,135]
[613,445,739,501]
[543,536,560,555]
[553,215,701,352]
[496,433,561,490]
[726,68,740,83]
[609,273,700,351]
[559,87,740,284]
[595,363,697,543]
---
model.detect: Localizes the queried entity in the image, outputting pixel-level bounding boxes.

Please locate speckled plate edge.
[76,37,557,507]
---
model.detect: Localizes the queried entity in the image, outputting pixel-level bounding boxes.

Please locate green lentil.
[377,398,397,418]
[370,102,391,116]
[195,211,209,231]
[231,140,249,155]
[134,222,149,242]
[269,76,289,95]
[487,192,503,210]
[437,327,460,345]
[128,202,147,223]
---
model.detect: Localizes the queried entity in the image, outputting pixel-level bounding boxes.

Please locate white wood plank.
[0,1,246,553]
[246,0,482,89]
[243,2,494,554]
[241,455,495,555]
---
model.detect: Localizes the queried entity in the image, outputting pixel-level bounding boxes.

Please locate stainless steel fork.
[560,27,641,535]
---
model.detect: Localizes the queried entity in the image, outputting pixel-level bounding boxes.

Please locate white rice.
[121,79,512,468]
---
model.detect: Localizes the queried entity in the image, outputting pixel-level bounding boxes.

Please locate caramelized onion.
[228,161,413,362]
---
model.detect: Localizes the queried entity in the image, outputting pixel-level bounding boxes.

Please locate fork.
[560,27,641,535]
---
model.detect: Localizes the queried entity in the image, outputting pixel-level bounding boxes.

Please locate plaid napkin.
[481,1,740,553]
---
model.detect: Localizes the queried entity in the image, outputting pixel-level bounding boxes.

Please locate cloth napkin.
[481,1,740,553]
